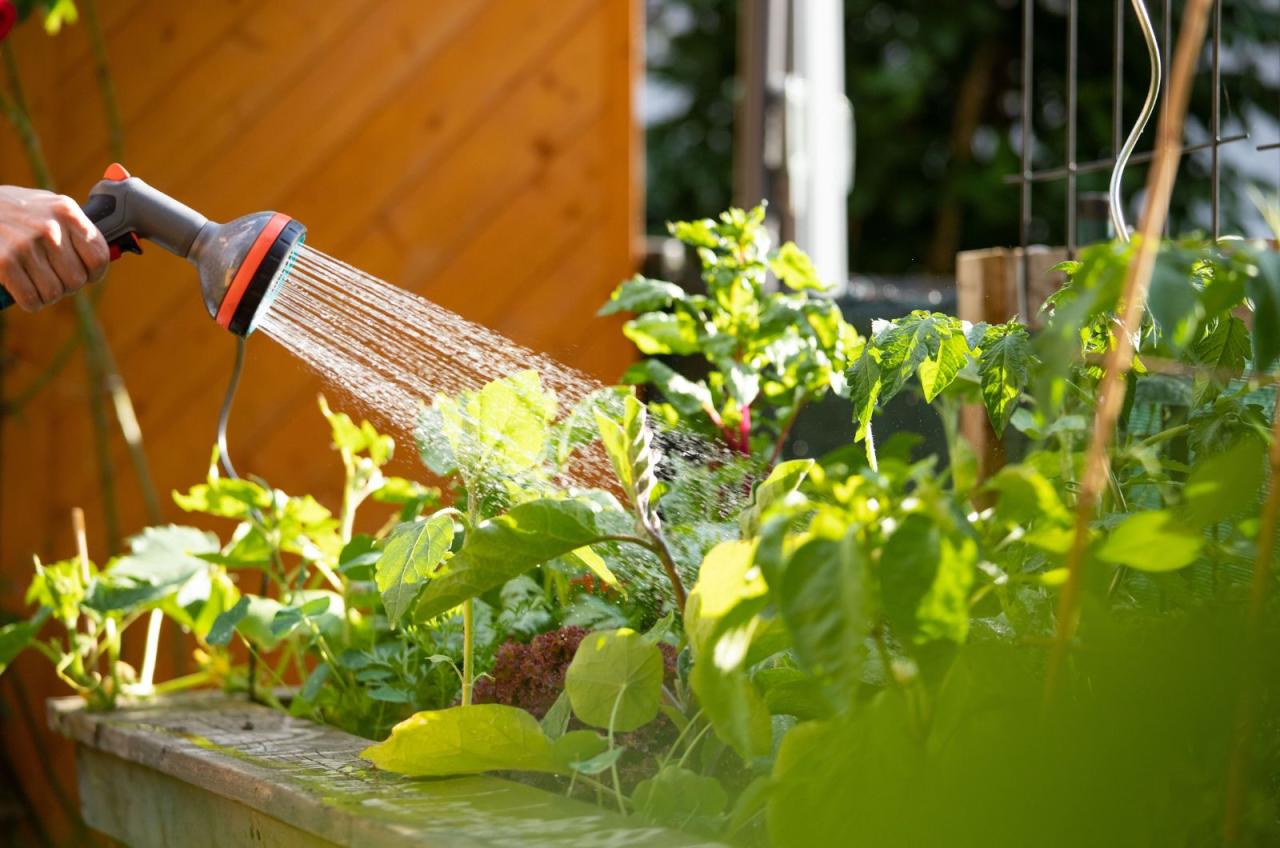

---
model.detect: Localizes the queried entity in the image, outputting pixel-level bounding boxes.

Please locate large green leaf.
[769,242,828,291]
[632,766,729,829]
[414,497,633,621]
[599,275,686,315]
[376,513,455,623]
[565,628,664,732]
[739,459,814,538]
[362,704,560,776]
[875,312,962,401]
[1097,510,1203,572]
[1181,438,1265,527]
[433,370,557,483]
[623,311,700,355]
[0,608,50,675]
[84,525,220,613]
[880,514,975,645]
[978,323,1032,435]
[684,540,764,656]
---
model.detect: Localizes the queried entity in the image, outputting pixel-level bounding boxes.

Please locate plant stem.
[1044,0,1213,705]
[461,598,474,706]
[82,0,124,160]
[765,397,806,469]
[137,609,164,692]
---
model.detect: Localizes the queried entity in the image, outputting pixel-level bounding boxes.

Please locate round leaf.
[565,628,664,732]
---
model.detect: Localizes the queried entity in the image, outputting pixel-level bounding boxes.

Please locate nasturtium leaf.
[769,241,828,291]
[551,728,607,768]
[376,513,454,622]
[1181,438,1265,527]
[880,515,975,645]
[599,275,686,315]
[632,766,729,826]
[739,459,814,538]
[1097,510,1203,572]
[623,311,700,355]
[978,323,1032,435]
[414,496,633,621]
[565,628,664,732]
[362,704,560,776]
[0,608,49,674]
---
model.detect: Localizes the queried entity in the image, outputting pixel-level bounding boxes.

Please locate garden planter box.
[48,693,714,847]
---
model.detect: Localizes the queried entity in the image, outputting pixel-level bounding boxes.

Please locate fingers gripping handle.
[0,165,209,310]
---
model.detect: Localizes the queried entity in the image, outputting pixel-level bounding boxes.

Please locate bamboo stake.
[1044,0,1215,702]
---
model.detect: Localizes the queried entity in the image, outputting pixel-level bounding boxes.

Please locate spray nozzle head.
[189,212,306,336]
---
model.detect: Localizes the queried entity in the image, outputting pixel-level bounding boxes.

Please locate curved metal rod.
[216,336,246,480]
[1108,0,1163,241]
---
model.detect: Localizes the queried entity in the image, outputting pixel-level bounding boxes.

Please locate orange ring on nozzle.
[215,212,292,330]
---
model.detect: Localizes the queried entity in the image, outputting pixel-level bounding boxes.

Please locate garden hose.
[1108,0,1163,240]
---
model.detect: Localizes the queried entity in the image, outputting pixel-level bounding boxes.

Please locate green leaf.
[206,596,250,647]
[632,766,728,826]
[434,370,557,485]
[595,393,662,522]
[1148,249,1202,352]
[415,497,632,621]
[564,746,624,776]
[623,311,700,355]
[769,242,828,291]
[270,595,334,638]
[621,360,713,419]
[875,312,960,401]
[690,647,773,760]
[988,465,1070,526]
[173,477,270,520]
[881,515,975,645]
[918,332,969,402]
[1181,438,1265,527]
[599,275,686,315]
[739,459,813,538]
[1247,250,1280,371]
[550,729,608,770]
[362,704,560,776]
[376,514,455,623]
[565,628,664,732]
[1097,510,1203,572]
[684,540,765,656]
[0,609,50,674]
[977,323,1032,435]
[85,525,220,613]
[847,348,882,443]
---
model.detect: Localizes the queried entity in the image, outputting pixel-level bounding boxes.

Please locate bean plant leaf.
[376,513,455,623]
[1097,510,1203,572]
[0,608,50,674]
[206,596,250,647]
[414,497,633,621]
[880,514,975,645]
[599,275,686,316]
[977,323,1032,435]
[565,628,664,732]
[362,704,560,776]
[433,370,557,483]
[739,459,814,538]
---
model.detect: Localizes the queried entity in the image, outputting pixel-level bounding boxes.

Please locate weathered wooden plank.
[49,694,715,847]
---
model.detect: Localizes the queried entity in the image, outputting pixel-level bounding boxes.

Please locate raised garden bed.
[47,693,714,847]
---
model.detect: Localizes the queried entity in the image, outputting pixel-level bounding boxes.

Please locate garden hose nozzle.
[0,163,306,336]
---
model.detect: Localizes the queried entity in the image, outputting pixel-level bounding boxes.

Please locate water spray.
[0,163,306,336]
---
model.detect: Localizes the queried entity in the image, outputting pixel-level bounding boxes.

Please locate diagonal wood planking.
[0,1,639,842]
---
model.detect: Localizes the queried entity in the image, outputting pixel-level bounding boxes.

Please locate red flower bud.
[0,1,16,43]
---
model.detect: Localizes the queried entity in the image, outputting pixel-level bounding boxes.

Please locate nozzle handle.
[84,175,209,258]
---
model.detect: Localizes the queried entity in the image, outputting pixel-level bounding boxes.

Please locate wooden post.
[955,246,1068,483]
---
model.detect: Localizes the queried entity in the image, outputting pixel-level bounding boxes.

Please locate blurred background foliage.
[645,0,1280,275]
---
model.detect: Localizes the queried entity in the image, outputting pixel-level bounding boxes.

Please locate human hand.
[0,185,110,312]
